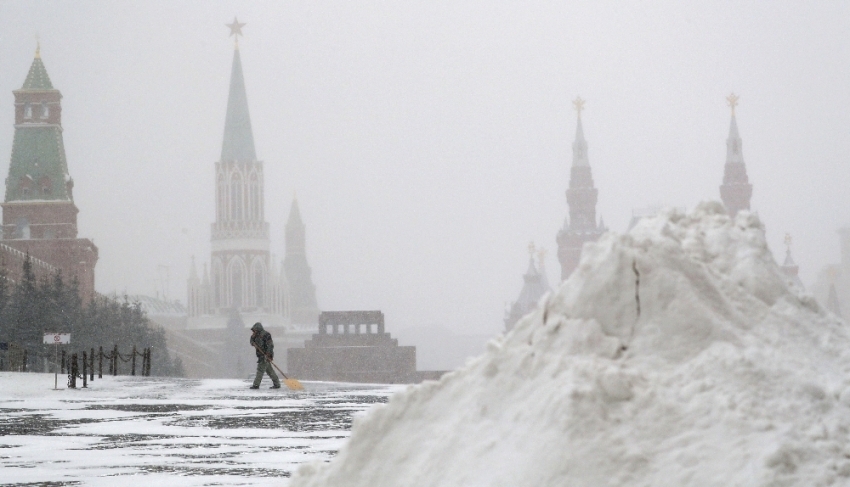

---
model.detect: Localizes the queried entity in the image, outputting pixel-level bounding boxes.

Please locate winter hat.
[251,322,264,332]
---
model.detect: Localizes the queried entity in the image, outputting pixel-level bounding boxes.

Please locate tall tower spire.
[556,97,606,280]
[719,93,753,217]
[221,19,256,163]
[197,20,275,316]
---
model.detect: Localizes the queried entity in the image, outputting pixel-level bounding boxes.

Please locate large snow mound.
[291,202,850,487]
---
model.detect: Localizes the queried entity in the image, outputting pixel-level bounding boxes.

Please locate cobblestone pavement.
[0,373,402,487]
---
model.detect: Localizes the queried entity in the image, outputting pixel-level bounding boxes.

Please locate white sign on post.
[43,333,71,390]
[43,333,70,344]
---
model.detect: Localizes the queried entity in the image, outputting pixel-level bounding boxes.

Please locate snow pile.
[291,202,850,487]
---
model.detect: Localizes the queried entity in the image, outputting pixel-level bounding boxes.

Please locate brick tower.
[556,97,606,280]
[719,93,753,217]
[1,44,98,301]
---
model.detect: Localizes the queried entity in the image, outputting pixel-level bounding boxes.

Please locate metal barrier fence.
[65,346,153,388]
[1,344,153,381]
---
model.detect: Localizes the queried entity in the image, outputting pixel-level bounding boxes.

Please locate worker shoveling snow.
[291,202,849,487]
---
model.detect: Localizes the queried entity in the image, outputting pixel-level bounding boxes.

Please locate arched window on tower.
[41,102,49,119]
[252,259,265,308]
[230,173,242,221]
[217,173,225,221]
[250,173,260,221]
[24,103,32,119]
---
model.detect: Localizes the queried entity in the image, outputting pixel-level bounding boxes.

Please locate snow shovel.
[251,342,304,390]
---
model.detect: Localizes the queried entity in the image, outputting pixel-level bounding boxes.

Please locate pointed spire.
[220,25,256,162]
[21,43,54,90]
[189,255,198,280]
[287,197,304,227]
[285,197,307,256]
[572,97,589,167]
[726,95,744,165]
[202,262,210,285]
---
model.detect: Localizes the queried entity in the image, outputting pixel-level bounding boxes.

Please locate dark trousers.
[253,358,280,387]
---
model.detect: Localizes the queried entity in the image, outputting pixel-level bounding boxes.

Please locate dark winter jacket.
[250,328,274,362]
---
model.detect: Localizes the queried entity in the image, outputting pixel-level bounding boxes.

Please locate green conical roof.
[220,48,256,162]
[5,127,71,202]
[21,48,54,91]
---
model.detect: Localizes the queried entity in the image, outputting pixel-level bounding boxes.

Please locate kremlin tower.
[719,93,753,217]
[283,197,320,324]
[1,44,98,301]
[187,19,285,324]
[187,19,319,336]
[556,97,606,280]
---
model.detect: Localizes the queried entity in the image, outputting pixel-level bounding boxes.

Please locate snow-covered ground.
[0,372,402,486]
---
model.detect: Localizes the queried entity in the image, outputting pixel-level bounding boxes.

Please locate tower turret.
[780,234,804,289]
[505,242,551,332]
[283,197,319,324]
[719,93,753,217]
[556,97,606,280]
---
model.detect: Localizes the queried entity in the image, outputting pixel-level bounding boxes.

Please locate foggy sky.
[0,1,848,336]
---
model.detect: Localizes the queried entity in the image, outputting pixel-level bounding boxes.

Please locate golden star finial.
[573,96,585,119]
[784,233,792,251]
[528,241,536,258]
[226,17,246,48]
[727,93,739,116]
